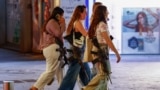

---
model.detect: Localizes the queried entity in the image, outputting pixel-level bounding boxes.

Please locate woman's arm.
[59,17,66,33]
[100,22,120,63]
[123,18,137,29]
[145,8,159,30]
[74,20,87,36]
[146,8,159,19]
[46,19,61,37]
[101,32,120,63]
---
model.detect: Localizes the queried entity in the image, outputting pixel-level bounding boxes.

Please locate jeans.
[58,59,91,90]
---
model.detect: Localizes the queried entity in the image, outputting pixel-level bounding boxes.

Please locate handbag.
[73,31,84,48]
[83,35,94,62]
[63,29,74,45]
[64,28,84,48]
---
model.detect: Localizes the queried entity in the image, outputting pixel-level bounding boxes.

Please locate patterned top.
[96,21,110,44]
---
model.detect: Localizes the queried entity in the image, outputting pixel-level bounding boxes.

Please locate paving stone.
[0,48,160,90]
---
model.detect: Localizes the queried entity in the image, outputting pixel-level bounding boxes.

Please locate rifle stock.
[91,37,112,84]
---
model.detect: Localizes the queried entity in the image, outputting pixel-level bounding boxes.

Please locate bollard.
[3,81,14,90]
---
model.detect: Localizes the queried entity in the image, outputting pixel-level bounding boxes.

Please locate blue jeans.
[58,59,91,90]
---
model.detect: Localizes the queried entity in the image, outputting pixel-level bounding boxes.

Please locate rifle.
[55,37,71,68]
[69,46,90,80]
[110,35,114,40]
[64,33,90,80]
[91,37,112,84]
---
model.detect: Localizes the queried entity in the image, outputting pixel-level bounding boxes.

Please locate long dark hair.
[66,5,86,35]
[88,5,107,38]
[136,11,148,32]
[90,2,102,22]
[42,7,64,32]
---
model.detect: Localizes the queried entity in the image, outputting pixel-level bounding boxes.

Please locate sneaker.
[30,86,38,90]
[81,87,85,90]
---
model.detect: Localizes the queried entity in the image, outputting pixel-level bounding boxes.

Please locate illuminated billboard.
[122,8,160,54]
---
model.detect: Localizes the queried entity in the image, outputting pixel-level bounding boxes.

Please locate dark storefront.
[0,0,56,53]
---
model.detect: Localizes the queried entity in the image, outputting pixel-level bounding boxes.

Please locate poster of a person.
[122,8,160,54]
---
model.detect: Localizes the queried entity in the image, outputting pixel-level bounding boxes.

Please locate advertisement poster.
[122,8,160,54]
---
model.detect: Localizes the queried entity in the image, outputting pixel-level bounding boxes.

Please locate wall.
[0,0,6,46]
[96,0,160,54]
[0,0,32,52]
[20,0,32,52]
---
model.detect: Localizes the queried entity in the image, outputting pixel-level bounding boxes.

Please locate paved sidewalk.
[0,48,160,90]
[0,48,83,90]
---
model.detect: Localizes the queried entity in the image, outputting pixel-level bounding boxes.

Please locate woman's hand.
[59,17,65,24]
[116,54,121,63]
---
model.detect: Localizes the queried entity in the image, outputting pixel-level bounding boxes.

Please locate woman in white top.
[83,5,121,90]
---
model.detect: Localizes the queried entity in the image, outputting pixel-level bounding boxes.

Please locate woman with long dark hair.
[82,5,121,90]
[58,5,91,90]
[30,7,66,90]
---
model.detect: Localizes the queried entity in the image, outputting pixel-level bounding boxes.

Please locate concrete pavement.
[0,48,160,90]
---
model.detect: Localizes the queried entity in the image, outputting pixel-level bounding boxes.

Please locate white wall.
[96,0,160,54]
